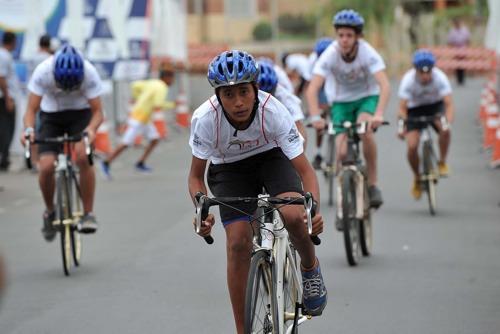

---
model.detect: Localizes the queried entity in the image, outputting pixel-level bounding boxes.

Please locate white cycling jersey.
[285,54,312,81]
[189,90,303,164]
[274,64,294,93]
[313,40,385,103]
[273,84,304,122]
[398,68,452,108]
[28,56,103,112]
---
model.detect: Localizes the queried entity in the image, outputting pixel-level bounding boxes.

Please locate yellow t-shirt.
[130,79,175,124]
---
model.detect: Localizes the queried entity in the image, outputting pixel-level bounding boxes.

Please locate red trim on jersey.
[260,93,272,144]
[208,98,219,149]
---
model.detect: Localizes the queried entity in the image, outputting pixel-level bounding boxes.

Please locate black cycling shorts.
[407,101,444,133]
[207,148,303,224]
[38,109,91,154]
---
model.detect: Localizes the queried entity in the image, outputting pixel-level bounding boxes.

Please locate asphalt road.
[0,78,499,334]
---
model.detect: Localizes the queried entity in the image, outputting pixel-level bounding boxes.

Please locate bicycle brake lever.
[195,192,214,245]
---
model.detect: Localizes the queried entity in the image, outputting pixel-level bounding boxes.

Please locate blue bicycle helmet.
[207,50,259,89]
[53,44,84,91]
[412,49,435,72]
[333,9,364,33]
[314,37,334,56]
[256,60,278,93]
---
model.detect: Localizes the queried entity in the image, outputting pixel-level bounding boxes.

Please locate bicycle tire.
[244,250,277,334]
[341,170,361,266]
[69,168,82,266]
[56,171,72,276]
[423,143,437,216]
[360,186,372,256]
[325,134,336,207]
[280,243,299,332]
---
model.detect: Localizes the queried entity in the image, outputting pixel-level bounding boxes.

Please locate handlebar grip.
[204,236,214,244]
[88,153,94,166]
[310,235,321,245]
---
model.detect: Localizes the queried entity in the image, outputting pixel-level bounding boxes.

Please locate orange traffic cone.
[94,120,112,155]
[483,108,499,150]
[491,127,500,168]
[175,90,190,128]
[152,108,168,139]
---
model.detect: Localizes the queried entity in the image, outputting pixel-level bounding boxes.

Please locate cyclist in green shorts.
[306,9,391,209]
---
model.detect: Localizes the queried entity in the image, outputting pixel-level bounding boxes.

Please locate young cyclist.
[398,49,454,199]
[256,59,307,145]
[100,64,176,179]
[282,52,312,96]
[22,45,103,240]
[188,50,327,334]
[306,9,391,209]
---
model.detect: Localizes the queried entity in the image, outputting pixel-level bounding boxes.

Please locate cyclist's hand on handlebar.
[84,128,96,143]
[304,211,324,236]
[397,130,406,141]
[371,114,384,130]
[310,116,326,131]
[193,213,215,237]
[20,127,34,147]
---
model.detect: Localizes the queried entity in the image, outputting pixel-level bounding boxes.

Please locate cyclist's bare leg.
[434,120,450,164]
[335,133,347,172]
[278,191,316,269]
[137,138,159,164]
[224,220,253,334]
[357,113,377,186]
[74,142,95,213]
[406,130,420,177]
[38,153,56,212]
[105,143,128,164]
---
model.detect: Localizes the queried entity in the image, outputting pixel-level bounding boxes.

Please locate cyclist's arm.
[443,94,454,123]
[373,70,391,118]
[23,93,42,129]
[86,97,104,136]
[305,74,326,118]
[398,99,409,119]
[290,153,320,211]
[188,155,208,204]
[0,76,8,101]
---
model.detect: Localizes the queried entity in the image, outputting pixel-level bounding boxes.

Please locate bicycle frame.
[194,193,317,333]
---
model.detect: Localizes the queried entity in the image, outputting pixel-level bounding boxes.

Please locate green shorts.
[331,95,379,133]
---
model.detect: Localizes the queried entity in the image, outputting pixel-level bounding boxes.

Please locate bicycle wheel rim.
[342,171,361,266]
[281,246,298,329]
[244,250,276,334]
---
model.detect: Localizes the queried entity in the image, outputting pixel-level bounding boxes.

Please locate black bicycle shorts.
[207,148,303,224]
[407,101,444,132]
[38,109,91,154]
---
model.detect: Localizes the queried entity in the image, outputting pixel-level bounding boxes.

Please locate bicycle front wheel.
[341,170,361,266]
[56,171,72,276]
[245,250,277,334]
[423,144,437,216]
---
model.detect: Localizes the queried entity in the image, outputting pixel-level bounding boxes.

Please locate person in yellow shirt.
[100,65,175,179]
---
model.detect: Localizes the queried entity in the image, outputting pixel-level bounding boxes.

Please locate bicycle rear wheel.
[423,144,437,216]
[360,196,372,256]
[245,250,277,334]
[325,134,336,207]
[56,171,72,276]
[341,170,361,266]
[69,169,82,266]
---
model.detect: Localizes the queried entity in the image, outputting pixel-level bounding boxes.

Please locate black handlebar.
[24,132,93,169]
[194,192,321,246]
